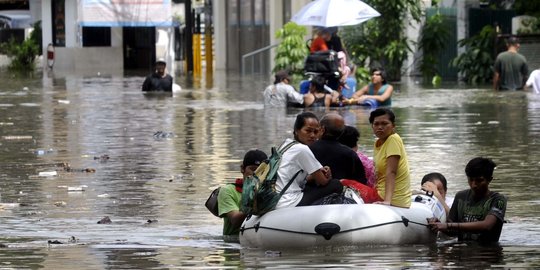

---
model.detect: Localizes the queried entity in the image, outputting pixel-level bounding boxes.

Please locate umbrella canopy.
[291,0,380,27]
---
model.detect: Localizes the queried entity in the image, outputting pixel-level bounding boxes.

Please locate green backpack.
[241,141,302,217]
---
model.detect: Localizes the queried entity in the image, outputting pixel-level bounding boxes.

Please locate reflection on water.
[0,71,539,269]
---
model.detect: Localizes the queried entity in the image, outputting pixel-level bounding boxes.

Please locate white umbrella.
[291,0,380,27]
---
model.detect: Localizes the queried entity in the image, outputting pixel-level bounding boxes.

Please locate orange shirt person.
[310,28,331,53]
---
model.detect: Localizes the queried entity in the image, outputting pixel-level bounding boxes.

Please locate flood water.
[0,69,539,269]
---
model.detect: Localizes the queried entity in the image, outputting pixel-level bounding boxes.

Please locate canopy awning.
[78,0,176,27]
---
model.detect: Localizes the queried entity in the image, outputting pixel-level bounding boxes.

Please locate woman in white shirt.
[275,112,343,208]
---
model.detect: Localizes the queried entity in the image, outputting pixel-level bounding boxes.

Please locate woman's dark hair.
[369,108,395,124]
[421,172,448,192]
[371,67,387,84]
[293,112,319,139]
[337,125,359,148]
[310,75,326,93]
[465,157,497,179]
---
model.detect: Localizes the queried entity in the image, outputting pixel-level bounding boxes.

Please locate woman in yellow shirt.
[369,108,411,208]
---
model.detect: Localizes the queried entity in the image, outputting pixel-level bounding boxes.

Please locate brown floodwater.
[0,69,539,269]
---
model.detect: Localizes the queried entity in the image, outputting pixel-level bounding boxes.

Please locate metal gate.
[425,7,458,79]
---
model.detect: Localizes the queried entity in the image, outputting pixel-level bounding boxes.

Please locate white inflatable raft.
[239,194,446,249]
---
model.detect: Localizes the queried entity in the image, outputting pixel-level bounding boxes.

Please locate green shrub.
[1,37,39,71]
[341,0,423,81]
[273,22,309,81]
[450,25,496,84]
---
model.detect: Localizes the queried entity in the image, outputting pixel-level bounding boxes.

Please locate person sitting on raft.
[218,149,267,242]
[303,75,333,108]
[275,112,343,208]
[310,113,367,184]
[419,172,453,215]
[337,125,376,187]
[341,108,411,208]
[349,67,393,106]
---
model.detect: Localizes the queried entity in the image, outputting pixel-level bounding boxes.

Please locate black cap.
[242,149,267,167]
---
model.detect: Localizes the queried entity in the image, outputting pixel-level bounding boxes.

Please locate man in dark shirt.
[142,58,173,92]
[309,113,367,184]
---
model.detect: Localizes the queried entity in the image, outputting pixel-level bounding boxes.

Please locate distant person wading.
[142,58,173,92]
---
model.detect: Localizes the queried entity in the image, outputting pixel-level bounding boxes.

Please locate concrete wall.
[53,47,123,72]
[213,0,226,70]
[214,0,312,72]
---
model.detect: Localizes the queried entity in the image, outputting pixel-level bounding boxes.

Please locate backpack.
[241,141,302,217]
[304,50,340,77]
[205,183,241,217]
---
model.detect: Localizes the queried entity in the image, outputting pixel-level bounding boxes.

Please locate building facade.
[34,0,176,74]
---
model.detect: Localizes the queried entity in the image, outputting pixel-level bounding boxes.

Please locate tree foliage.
[341,0,422,81]
[514,0,540,16]
[450,25,498,84]
[0,20,41,71]
[273,22,309,80]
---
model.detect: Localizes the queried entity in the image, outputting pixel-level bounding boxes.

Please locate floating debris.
[0,203,21,210]
[153,131,174,139]
[97,194,109,198]
[97,216,112,224]
[64,166,95,173]
[68,185,87,192]
[68,236,78,243]
[35,149,54,155]
[57,99,70,104]
[38,171,57,177]
[54,201,67,207]
[48,240,63,245]
[93,155,110,162]
[2,135,33,140]
[146,219,158,224]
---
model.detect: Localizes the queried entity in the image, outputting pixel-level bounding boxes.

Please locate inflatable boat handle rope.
[240,216,428,236]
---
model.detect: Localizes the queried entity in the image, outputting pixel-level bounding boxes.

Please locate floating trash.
[65,167,96,173]
[488,121,500,125]
[54,201,67,207]
[19,103,40,107]
[38,171,57,177]
[97,194,109,198]
[68,236,78,243]
[94,155,110,162]
[35,149,54,155]
[68,185,87,192]
[97,216,112,224]
[153,131,174,139]
[57,99,70,104]
[48,240,63,245]
[2,135,33,140]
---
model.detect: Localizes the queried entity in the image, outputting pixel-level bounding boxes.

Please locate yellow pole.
[205,27,213,73]
[193,34,202,76]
